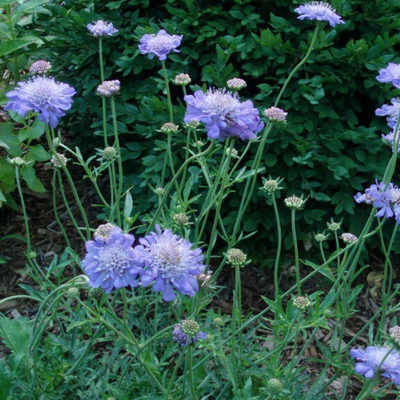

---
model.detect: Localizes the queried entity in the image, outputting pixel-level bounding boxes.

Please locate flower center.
[149,36,172,53]
[152,242,186,279]
[31,81,56,104]
[99,244,130,276]
[204,90,240,116]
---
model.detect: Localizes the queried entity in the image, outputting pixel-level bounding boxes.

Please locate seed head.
[227,77,247,90]
[94,223,116,241]
[173,73,191,86]
[173,213,189,226]
[293,296,311,311]
[341,232,358,244]
[181,319,200,336]
[97,80,120,97]
[226,248,247,267]
[198,270,212,287]
[88,286,105,301]
[29,60,52,75]
[284,195,306,210]
[266,378,283,394]
[226,147,239,159]
[9,157,25,167]
[160,122,179,134]
[264,107,287,123]
[51,153,67,168]
[102,146,117,161]
[52,138,60,148]
[213,317,225,327]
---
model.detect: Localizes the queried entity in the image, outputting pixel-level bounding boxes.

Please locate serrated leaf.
[0,361,11,400]
[0,317,32,355]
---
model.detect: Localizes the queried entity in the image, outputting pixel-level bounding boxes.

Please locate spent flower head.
[198,270,213,288]
[133,225,205,301]
[94,223,116,241]
[160,122,179,134]
[102,146,117,161]
[226,147,239,159]
[87,20,118,37]
[226,248,247,267]
[29,60,52,75]
[173,213,189,226]
[341,232,358,244]
[4,76,75,128]
[390,326,400,346]
[155,187,165,196]
[173,73,191,86]
[139,30,183,61]
[226,78,247,90]
[184,88,264,141]
[181,319,200,336]
[213,317,226,328]
[285,195,306,210]
[264,106,288,123]
[65,287,80,299]
[294,1,345,27]
[88,286,105,301]
[293,296,311,311]
[97,80,120,97]
[51,153,67,169]
[82,227,143,292]
[350,346,400,385]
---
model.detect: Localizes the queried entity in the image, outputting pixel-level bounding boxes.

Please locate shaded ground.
[0,160,399,399]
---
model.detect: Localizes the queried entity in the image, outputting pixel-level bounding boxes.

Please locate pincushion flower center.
[204,90,240,115]
[153,242,185,279]
[149,37,172,53]
[99,244,130,275]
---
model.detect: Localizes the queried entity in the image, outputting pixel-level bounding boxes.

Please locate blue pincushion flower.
[4,76,75,128]
[377,63,400,88]
[173,322,207,346]
[133,225,205,301]
[350,346,400,385]
[82,227,143,292]
[87,20,118,37]
[294,2,345,27]
[382,131,400,153]
[184,88,264,141]
[376,98,400,130]
[138,30,183,61]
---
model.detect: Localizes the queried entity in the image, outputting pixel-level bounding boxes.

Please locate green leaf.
[29,177,46,193]
[20,164,36,188]
[28,144,50,161]
[0,361,11,400]
[0,35,43,57]
[302,259,335,283]
[124,191,133,218]
[0,317,32,355]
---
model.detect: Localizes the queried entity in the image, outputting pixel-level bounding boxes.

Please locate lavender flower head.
[133,225,205,301]
[173,321,207,346]
[82,227,143,292]
[354,181,400,221]
[138,30,182,61]
[294,1,345,27]
[87,20,118,37]
[184,88,264,141]
[4,76,75,128]
[376,98,400,130]
[377,63,400,88]
[29,60,51,75]
[381,131,400,153]
[350,346,400,384]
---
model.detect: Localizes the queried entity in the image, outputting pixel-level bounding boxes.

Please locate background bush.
[20,0,400,262]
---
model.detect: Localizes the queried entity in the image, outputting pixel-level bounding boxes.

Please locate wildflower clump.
[173,320,207,346]
[4,76,75,128]
[184,88,263,141]
[294,1,345,27]
[350,346,400,384]
[139,30,183,61]
[133,225,205,301]
[51,153,68,169]
[97,80,120,97]
[29,60,52,75]
[226,248,247,267]
[87,20,118,37]
[173,73,191,85]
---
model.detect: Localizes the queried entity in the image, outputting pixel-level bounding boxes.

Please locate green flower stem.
[160,149,168,188]
[0,295,43,307]
[58,143,110,209]
[166,131,180,195]
[205,139,234,263]
[109,97,124,225]
[377,222,398,340]
[46,126,90,239]
[271,194,282,301]
[185,344,197,400]
[161,60,174,123]
[291,209,301,295]
[110,158,119,217]
[287,311,303,375]
[147,141,215,234]
[333,230,341,270]
[164,349,186,399]
[98,39,109,147]
[98,38,104,82]
[179,127,192,193]
[57,171,86,243]
[52,170,71,247]
[319,242,327,263]
[217,328,238,390]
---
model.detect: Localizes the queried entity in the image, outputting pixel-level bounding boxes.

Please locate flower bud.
[155,187,165,196]
[264,107,287,123]
[173,213,189,226]
[9,157,25,167]
[173,73,191,86]
[227,77,247,90]
[160,122,179,134]
[266,378,283,394]
[51,153,67,168]
[314,233,328,242]
[97,80,120,97]
[327,221,341,231]
[66,287,80,299]
[341,232,358,244]
[89,287,105,301]
[29,60,52,75]
[293,296,310,311]
[226,248,247,267]
[181,319,200,336]
[102,146,117,161]
[284,195,306,210]
[94,223,115,241]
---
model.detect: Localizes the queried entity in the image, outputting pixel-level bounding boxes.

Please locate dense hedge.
[34,0,400,262]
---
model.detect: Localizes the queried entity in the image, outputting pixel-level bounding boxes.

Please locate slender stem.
[291,209,301,295]
[271,194,282,300]
[161,60,174,122]
[52,170,71,247]
[15,166,31,256]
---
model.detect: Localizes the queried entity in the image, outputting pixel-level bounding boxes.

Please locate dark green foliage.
[35,0,400,261]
